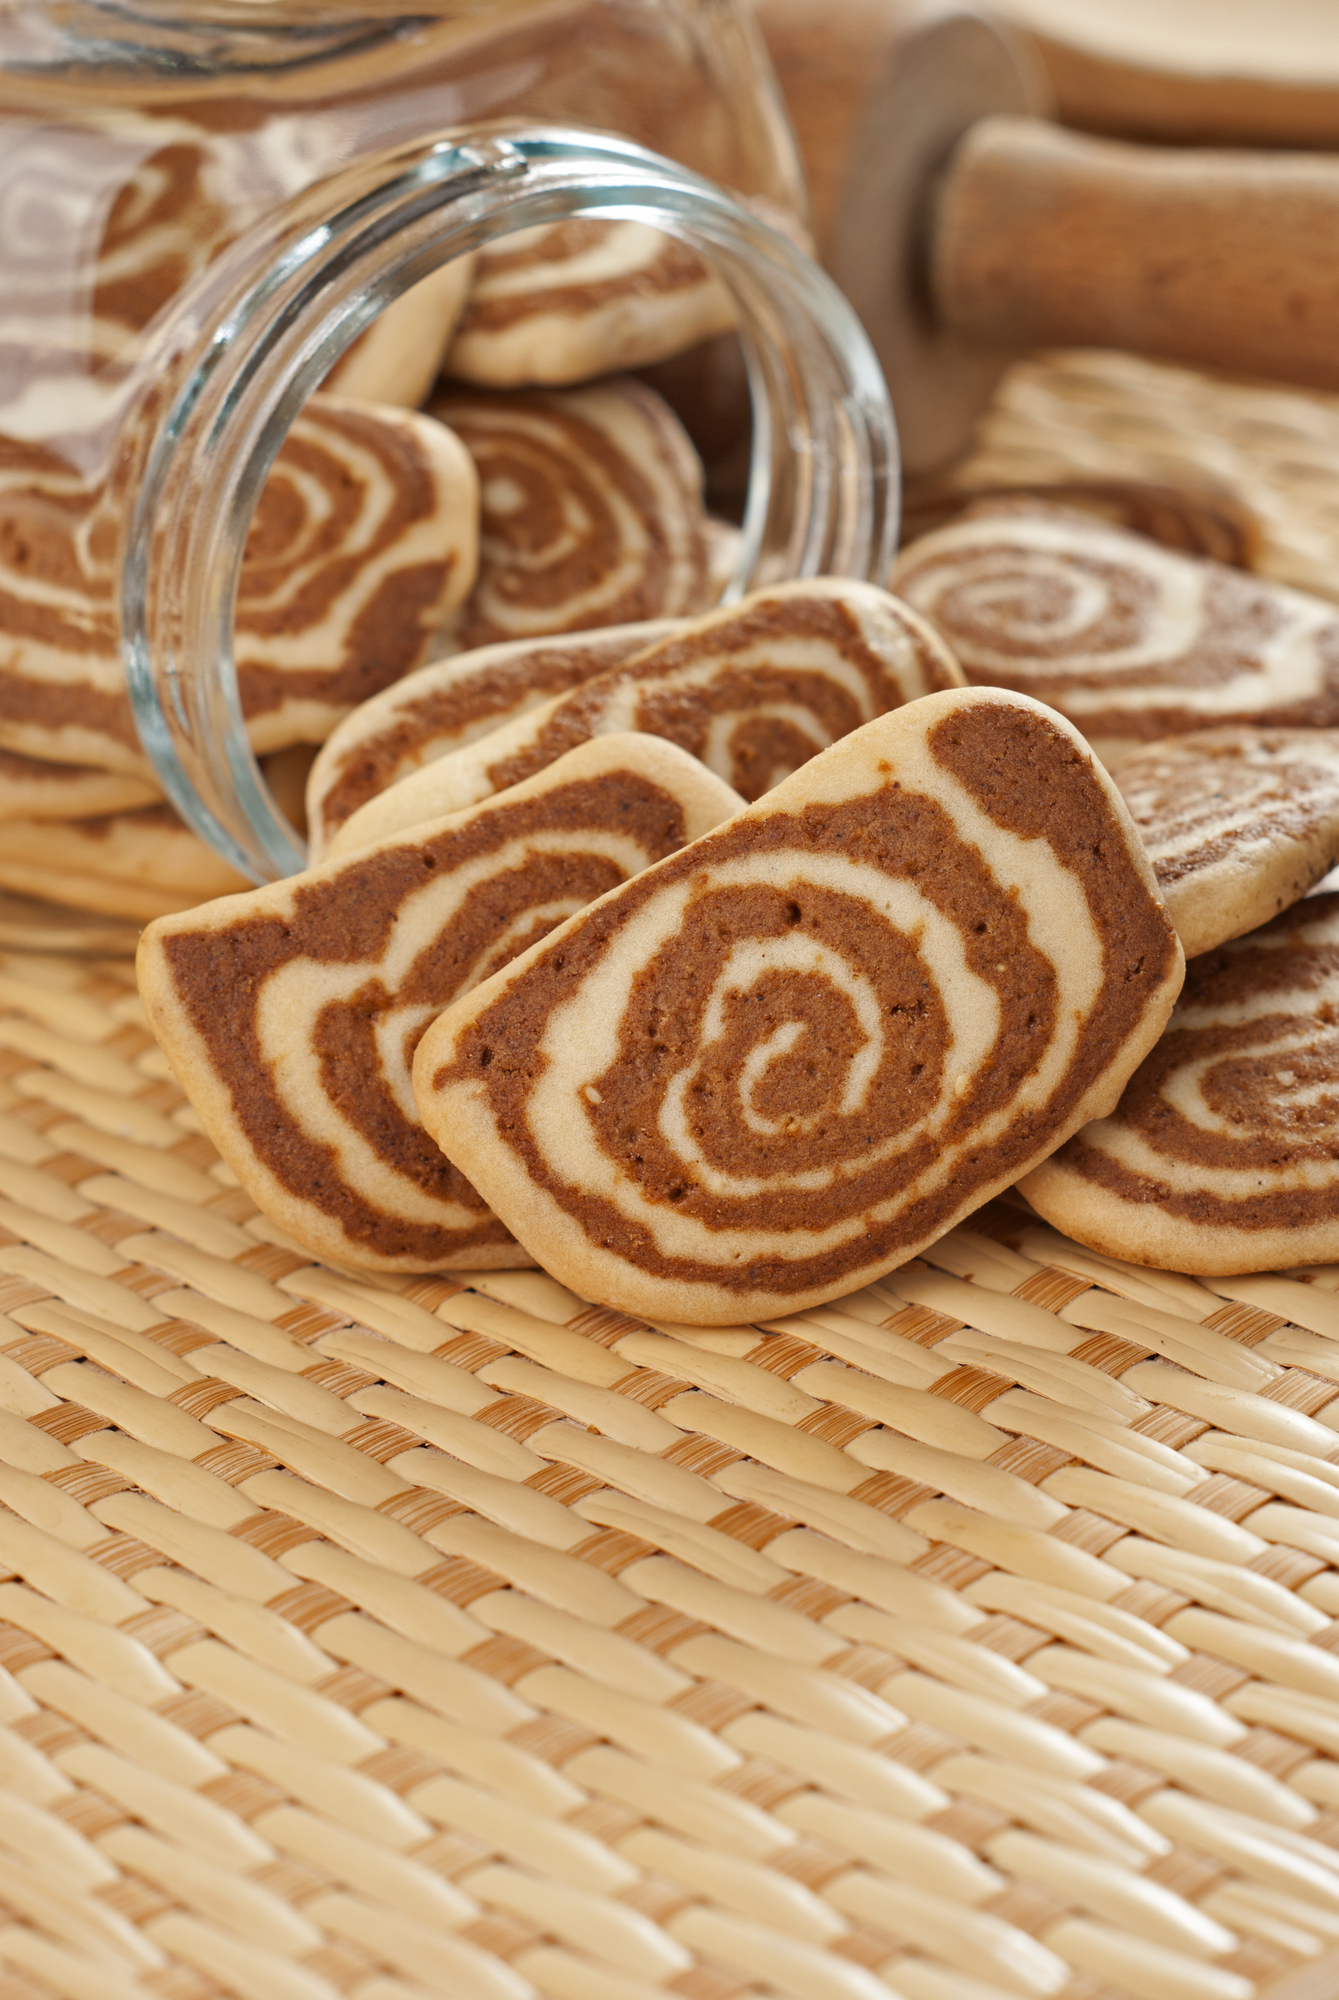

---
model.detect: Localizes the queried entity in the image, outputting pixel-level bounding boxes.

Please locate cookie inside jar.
[0,0,807,931]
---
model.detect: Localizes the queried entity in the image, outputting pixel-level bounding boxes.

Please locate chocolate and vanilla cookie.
[427,379,711,654]
[413,687,1183,1323]
[0,805,249,923]
[327,579,964,857]
[233,395,479,753]
[321,260,476,410]
[891,502,1339,764]
[444,221,735,386]
[0,394,479,775]
[1022,893,1339,1274]
[0,747,158,822]
[1110,727,1339,959]
[0,746,311,918]
[306,621,679,860]
[138,735,744,1271]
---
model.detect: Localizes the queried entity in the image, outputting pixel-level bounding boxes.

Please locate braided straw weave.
[3,954,1339,2000]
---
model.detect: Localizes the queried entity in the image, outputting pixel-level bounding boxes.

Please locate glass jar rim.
[121,125,901,882]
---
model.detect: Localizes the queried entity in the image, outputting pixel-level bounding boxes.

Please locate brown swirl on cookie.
[414,689,1182,1322]
[428,379,710,654]
[892,503,1339,764]
[139,736,744,1271]
[444,219,735,385]
[306,620,678,860]
[1111,727,1339,958]
[1022,894,1339,1274]
[328,580,964,858]
[0,395,478,773]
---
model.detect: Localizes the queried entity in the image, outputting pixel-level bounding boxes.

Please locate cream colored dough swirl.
[1023,893,1339,1274]
[892,505,1339,761]
[415,688,1183,1322]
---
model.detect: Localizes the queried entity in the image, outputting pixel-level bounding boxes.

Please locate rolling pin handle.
[932,114,1339,391]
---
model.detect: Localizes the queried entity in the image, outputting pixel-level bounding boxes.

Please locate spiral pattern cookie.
[138,735,744,1272]
[1111,726,1339,959]
[427,379,711,654]
[232,395,480,752]
[1022,892,1339,1275]
[444,219,735,386]
[891,502,1339,764]
[0,395,479,774]
[413,687,1183,1323]
[306,620,678,860]
[327,579,964,858]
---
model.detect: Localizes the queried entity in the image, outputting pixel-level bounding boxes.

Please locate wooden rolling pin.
[757,2,1339,472]
[934,119,1339,394]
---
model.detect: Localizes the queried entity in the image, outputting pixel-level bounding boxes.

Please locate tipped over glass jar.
[0,1,898,894]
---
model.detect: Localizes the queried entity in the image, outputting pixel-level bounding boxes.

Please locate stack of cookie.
[0,126,736,929]
[889,496,1339,1275]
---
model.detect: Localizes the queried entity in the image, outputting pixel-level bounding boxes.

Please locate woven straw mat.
[2,952,1339,2000]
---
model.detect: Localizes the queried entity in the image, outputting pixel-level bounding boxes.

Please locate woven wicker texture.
[1,953,1339,2000]
[940,349,1339,605]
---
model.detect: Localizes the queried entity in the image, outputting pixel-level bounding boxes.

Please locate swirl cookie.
[306,620,678,861]
[444,220,735,386]
[0,746,157,822]
[231,395,479,753]
[427,379,711,654]
[1021,893,1339,1275]
[327,578,965,857]
[0,395,479,775]
[0,110,239,439]
[891,502,1339,764]
[413,686,1183,1324]
[321,260,476,410]
[0,804,250,923]
[138,735,744,1272]
[1110,727,1339,959]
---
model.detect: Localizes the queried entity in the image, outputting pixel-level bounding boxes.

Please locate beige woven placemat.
[1,951,1339,2000]
[935,349,1339,604]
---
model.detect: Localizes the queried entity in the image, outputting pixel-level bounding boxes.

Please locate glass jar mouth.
[120,124,900,885]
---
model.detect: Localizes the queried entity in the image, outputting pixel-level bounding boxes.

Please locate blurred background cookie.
[930,349,1339,605]
[1110,727,1339,958]
[892,500,1339,763]
[444,220,736,386]
[1022,891,1339,1273]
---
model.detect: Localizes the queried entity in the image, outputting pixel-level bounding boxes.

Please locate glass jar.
[0,3,899,887]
